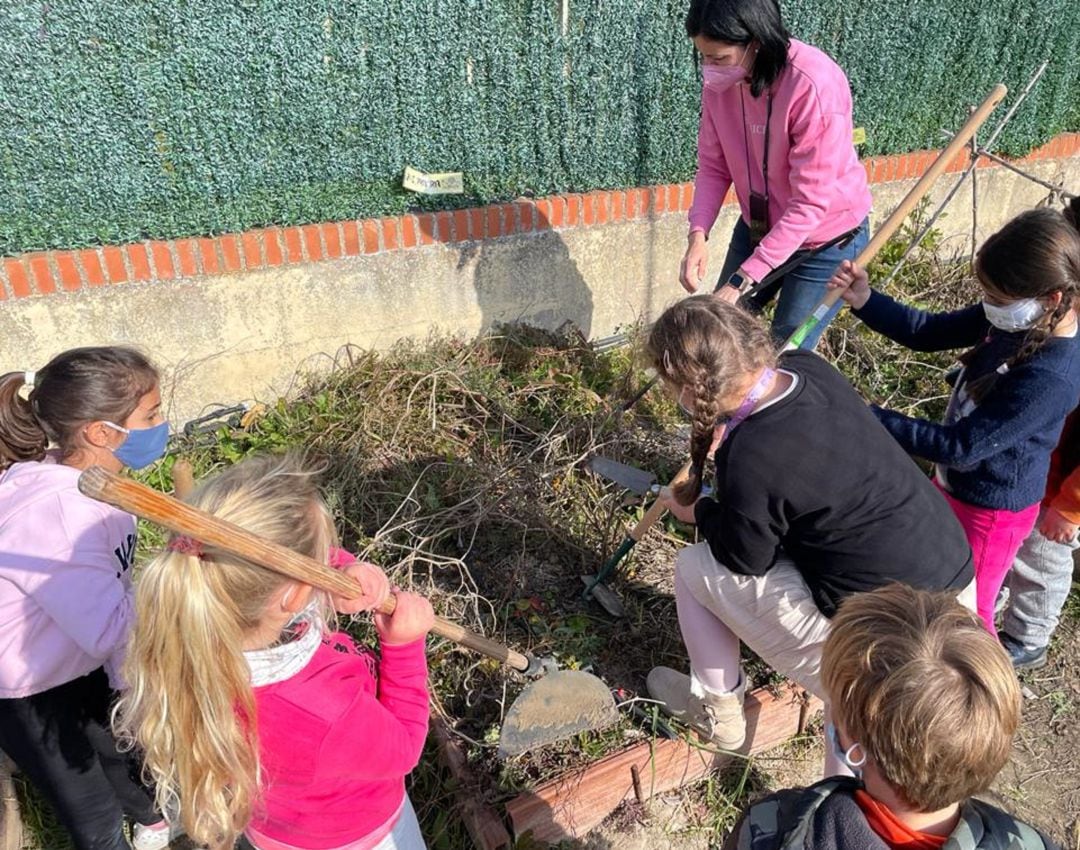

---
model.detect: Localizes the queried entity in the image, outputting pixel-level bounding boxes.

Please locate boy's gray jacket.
[725,778,1058,850]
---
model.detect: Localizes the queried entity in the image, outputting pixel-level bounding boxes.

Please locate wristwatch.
[725,271,749,293]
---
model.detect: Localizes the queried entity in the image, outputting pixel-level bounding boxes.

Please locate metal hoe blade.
[587,456,657,496]
[499,670,621,757]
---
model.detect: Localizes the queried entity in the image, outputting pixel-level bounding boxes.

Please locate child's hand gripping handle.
[781,83,1008,352]
[77,466,534,674]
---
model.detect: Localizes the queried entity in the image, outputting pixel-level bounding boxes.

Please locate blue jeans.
[717,217,870,349]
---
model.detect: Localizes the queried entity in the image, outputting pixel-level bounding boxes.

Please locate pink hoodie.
[0,460,136,698]
[688,39,872,283]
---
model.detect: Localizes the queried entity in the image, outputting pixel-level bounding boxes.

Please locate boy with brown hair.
[723,584,1058,850]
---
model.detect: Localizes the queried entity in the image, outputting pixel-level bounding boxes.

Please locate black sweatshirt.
[693,350,973,617]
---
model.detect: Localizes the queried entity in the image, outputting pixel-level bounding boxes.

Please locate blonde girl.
[115,453,434,850]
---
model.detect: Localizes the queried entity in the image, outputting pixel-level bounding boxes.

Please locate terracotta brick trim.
[2,132,1078,301]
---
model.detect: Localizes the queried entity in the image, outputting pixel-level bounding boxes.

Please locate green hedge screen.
[1,0,1077,254]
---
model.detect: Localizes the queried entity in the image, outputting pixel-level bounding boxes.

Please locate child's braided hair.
[646,297,776,505]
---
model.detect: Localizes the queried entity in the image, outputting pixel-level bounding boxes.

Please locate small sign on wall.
[403,166,465,195]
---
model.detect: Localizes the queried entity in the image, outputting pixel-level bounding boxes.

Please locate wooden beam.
[0,753,23,850]
[430,717,513,850]
[505,683,821,845]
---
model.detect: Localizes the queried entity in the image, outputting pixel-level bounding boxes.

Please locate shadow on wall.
[418,205,594,339]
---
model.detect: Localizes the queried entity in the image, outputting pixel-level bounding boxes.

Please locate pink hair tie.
[168,535,205,558]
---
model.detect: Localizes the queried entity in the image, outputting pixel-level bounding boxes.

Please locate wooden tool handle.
[805,84,1008,317]
[78,467,532,673]
[628,459,694,542]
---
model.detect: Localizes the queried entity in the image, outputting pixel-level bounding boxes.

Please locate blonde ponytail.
[114,453,337,849]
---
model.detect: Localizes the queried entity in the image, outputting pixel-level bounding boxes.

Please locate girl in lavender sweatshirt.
[680,0,871,348]
[0,347,173,850]
[115,454,433,850]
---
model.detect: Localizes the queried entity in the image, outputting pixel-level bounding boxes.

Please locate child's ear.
[279,582,315,615]
[1044,290,1065,309]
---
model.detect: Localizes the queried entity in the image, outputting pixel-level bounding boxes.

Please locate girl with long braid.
[828,203,1080,635]
[644,298,973,772]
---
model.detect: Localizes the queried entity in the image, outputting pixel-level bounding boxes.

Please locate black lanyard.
[740,88,773,201]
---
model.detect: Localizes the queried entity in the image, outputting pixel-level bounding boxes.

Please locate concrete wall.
[2,151,1078,424]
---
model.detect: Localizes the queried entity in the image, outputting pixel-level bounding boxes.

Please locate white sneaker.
[131,819,183,850]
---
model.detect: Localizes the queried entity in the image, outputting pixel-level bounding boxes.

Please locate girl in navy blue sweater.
[829,204,1080,633]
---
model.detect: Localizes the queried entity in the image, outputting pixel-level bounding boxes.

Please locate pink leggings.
[937,486,1039,634]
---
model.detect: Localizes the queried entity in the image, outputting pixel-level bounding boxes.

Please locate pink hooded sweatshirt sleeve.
[0,461,137,697]
[688,40,872,283]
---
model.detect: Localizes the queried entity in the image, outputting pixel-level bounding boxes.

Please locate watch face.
[728,273,745,289]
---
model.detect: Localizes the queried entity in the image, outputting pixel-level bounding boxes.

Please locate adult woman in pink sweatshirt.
[0,347,173,850]
[679,0,871,348]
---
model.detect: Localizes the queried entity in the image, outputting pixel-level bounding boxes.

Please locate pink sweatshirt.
[249,633,430,849]
[0,459,137,698]
[688,39,872,283]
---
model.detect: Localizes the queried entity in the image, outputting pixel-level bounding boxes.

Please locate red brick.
[26,253,55,295]
[416,214,437,246]
[681,183,694,210]
[652,186,666,214]
[218,235,242,272]
[469,208,484,240]
[500,204,518,235]
[101,245,127,283]
[452,210,470,243]
[582,194,595,225]
[301,225,324,261]
[0,279,5,300]
[380,217,398,251]
[518,201,534,232]
[150,242,176,280]
[54,251,82,291]
[263,229,285,266]
[566,195,581,226]
[435,211,454,244]
[609,193,624,223]
[282,227,304,263]
[3,258,31,298]
[341,221,361,256]
[533,199,552,230]
[548,197,566,228]
[666,184,680,211]
[624,191,638,219]
[242,231,264,268]
[485,206,502,238]
[174,239,199,277]
[197,238,221,275]
[594,193,609,226]
[638,188,653,216]
[126,243,152,281]
[321,224,343,259]
[399,216,418,249]
[362,219,380,253]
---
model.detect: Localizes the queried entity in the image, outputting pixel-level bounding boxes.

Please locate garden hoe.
[77,466,620,758]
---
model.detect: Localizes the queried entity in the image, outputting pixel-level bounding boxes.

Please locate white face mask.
[982,298,1046,331]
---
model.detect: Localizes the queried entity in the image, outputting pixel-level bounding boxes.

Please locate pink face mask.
[702,63,747,92]
[701,46,753,92]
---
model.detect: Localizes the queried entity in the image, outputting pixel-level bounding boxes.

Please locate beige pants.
[677,543,977,701]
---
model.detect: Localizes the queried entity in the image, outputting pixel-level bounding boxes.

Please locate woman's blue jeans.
[717,217,870,349]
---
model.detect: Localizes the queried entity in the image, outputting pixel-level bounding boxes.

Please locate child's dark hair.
[964,203,1080,401]
[646,297,776,505]
[685,0,790,98]
[0,347,159,471]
